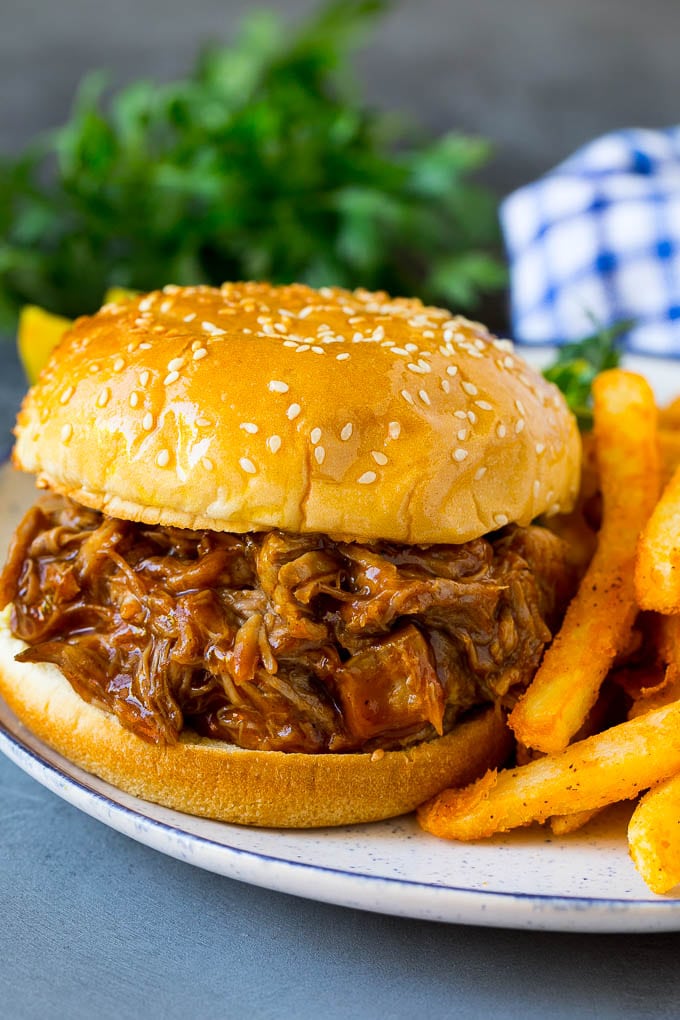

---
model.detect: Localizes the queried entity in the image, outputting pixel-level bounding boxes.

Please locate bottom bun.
[0,611,512,827]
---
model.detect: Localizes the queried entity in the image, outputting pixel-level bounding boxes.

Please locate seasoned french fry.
[658,395,680,430]
[509,371,660,753]
[626,614,680,894]
[656,611,680,665]
[549,809,600,836]
[418,700,680,841]
[629,774,680,894]
[636,464,680,613]
[658,429,680,487]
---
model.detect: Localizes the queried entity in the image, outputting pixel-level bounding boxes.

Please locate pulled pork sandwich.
[0,282,581,826]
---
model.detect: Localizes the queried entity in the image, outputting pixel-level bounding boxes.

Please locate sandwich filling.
[0,494,574,753]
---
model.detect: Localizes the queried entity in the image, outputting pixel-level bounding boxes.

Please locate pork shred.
[0,495,575,753]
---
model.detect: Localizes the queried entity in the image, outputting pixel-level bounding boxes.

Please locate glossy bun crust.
[14,283,580,544]
[0,613,512,827]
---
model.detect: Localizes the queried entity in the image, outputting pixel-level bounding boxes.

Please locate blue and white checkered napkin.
[500,127,680,355]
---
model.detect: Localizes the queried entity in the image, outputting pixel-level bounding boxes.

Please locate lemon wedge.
[17,306,73,385]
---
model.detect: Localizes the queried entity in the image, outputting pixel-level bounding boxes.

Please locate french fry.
[635,464,680,613]
[628,774,680,894]
[549,809,600,836]
[658,429,680,487]
[626,612,680,894]
[418,700,680,841]
[509,371,660,753]
[658,395,680,430]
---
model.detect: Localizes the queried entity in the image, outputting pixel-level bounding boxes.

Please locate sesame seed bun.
[13,282,580,544]
[0,609,512,827]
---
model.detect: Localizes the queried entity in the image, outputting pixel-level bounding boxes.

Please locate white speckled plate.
[1,353,680,933]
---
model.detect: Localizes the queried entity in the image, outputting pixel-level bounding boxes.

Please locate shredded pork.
[0,495,575,753]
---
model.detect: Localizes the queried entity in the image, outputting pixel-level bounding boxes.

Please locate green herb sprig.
[0,0,505,328]
[543,320,631,429]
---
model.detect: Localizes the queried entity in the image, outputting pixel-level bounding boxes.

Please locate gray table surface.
[5,2,680,1015]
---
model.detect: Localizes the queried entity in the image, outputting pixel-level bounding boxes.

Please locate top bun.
[14,282,580,544]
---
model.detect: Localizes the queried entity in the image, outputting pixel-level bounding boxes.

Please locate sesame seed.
[515,399,526,415]
[267,435,282,454]
[240,422,259,434]
[454,410,467,420]
[494,514,509,527]
[89,364,100,374]
[336,352,350,361]
[475,401,493,411]
[371,451,388,466]
[191,340,203,351]
[129,392,139,408]
[274,322,288,334]
[60,424,73,443]
[97,387,110,408]
[388,421,401,439]
[405,343,418,353]
[184,313,196,323]
[269,380,289,393]
[160,300,172,313]
[298,306,313,319]
[453,448,468,462]
[391,348,409,357]
[196,416,212,427]
[441,379,451,394]
[166,357,183,372]
[407,363,426,375]
[515,418,525,434]
[60,386,74,405]
[164,371,180,385]
[401,389,414,405]
[419,390,431,406]
[202,321,226,336]
[340,423,353,441]
[474,467,487,481]
[496,423,507,438]
[202,458,214,471]
[156,449,170,468]
[461,381,478,396]
[296,344,310,354]
[139,343,152,350]
[138,296,153,312]
[142,413,154,431]
[504,356,514,369]
[193,348,207,361]
[311,346,325,355]
[287,403,301,420]
[535,442,545,455]
[533,480,541,498]
[547,490,555,503]
[113,357,125,372]
[358,471,377,485]
[467,411,477,424]
[239,457,256,475]
[457,429,468,441]
[310,427,322,445]
[352,332,364,343]
[140,371,150,387]
[314,446,326,465]
[372,326,385,341]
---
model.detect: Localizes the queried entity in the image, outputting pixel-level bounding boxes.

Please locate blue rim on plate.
[1,707,678,934]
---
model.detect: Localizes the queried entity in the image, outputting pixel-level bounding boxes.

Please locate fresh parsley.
[0,0,505,329]
[543,320,630,428]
